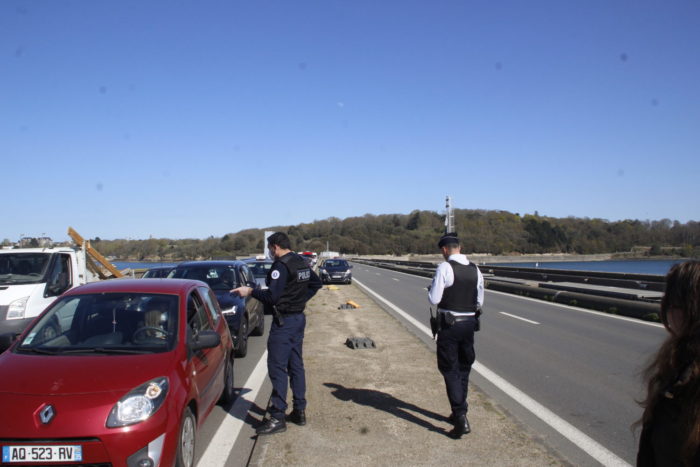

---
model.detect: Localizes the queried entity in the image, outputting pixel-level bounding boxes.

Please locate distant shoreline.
[355,252,688,265]
[114,252,690,265]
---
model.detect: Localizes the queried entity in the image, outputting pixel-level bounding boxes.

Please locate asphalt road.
[193,316,272,467]
[351,262,667,466]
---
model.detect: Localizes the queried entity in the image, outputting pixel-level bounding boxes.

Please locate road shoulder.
[249,283,567,466]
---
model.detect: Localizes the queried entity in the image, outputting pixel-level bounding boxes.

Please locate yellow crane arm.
[67,227,123,279]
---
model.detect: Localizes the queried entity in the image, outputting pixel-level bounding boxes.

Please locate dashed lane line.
[355,262,663,329]
[500,312,540,325]
[353,277,630,467]
[198,351,269,466]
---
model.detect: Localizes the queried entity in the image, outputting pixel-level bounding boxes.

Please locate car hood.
[0,351,177,396]
[322,265,350,273]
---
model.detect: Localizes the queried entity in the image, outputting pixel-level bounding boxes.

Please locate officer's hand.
[231,286,252,297]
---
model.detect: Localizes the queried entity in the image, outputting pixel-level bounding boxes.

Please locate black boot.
[256,416,287,435]
[448,414,471,439]
[287,409,306,426]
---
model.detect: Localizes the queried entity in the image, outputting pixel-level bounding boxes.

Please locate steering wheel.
[133,326,170,341]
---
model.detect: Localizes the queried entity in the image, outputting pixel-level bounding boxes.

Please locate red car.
[0,279,235,467]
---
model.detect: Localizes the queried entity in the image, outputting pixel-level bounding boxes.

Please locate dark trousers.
[436,317,476,417]
[267,313,306,419]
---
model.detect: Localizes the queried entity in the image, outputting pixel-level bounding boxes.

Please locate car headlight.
[7,297,29,319]
[222,305,237,315]
[107,377,169,427]
[344,270,352,275]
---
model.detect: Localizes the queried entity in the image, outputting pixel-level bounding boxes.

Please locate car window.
[172,266,238,291]
[45,253,72,296]
[198,286,220,325]
[239,265,253,286]
[188,291,212,334]
[17,293,178,352]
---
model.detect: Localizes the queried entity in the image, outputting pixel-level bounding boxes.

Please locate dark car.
[169,261,264,357]
[0,278,234,467]
[243,258,273,289]
[141,266,174,278]
[319,259,353,284]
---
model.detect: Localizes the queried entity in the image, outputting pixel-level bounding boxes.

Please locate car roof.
[175,260,249,268]
[64,278,202,296]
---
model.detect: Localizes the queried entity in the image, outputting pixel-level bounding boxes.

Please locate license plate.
[2,445,82,463]
[332,275,342,278]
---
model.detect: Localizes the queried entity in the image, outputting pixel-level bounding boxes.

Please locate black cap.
[438,233,459,248]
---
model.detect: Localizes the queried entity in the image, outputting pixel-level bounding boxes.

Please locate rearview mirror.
[190,330,221,351]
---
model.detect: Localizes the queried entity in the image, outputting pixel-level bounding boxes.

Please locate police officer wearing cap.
[233,232,322,435]
[428,232,484,439]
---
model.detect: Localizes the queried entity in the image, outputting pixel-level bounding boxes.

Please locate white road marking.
[392,278,400,281]
[198,351,269,466]
[500,312,540,325]
[355,262,663,329]
[487,289,664,328]
[353,277,630,467]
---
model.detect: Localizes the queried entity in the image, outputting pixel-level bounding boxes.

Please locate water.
[114,259,688,276]
[485,259,685,276]
[113,261,178,270]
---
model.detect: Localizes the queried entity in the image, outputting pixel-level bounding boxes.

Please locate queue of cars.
[0,252,349,466]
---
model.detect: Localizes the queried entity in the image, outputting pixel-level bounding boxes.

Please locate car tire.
[218,352,235,407]
[176,407,196,467]
[251,313,265,336]
[234,315,248,358]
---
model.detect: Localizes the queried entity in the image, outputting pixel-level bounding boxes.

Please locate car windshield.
[16,292,179,354]
[248,262,272,279]
[0,253,52,285]
[142,267,173,278]
[170,266,239,291]
[324,260,347,268]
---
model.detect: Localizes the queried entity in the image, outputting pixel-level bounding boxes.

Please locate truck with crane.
[0,227,122,337]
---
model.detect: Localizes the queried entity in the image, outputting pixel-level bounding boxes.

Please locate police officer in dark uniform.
[232,232,322,435]
[428,232,484,439]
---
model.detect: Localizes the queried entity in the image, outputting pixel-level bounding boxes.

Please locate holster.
[429,308,441,339]
[474,306,482,332]
[272,305,285,327]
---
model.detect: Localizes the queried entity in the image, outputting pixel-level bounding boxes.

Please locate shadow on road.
[324,382,448,436]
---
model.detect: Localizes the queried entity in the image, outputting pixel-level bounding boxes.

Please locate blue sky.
[2,0,699,242]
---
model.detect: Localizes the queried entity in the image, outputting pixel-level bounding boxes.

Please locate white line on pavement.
[392,278,400,281]
[198,351,269,466]
[353,277,630,467]
[500,311,540,325]
[355,262,663,329]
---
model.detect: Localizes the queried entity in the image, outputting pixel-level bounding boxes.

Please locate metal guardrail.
[350,258,662,322]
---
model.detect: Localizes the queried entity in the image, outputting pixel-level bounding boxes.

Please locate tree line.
[84,209,700,261]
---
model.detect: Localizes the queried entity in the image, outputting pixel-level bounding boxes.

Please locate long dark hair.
[639,261,700,464]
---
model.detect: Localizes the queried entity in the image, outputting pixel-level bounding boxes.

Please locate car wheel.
[234,315,248,358]
[176,407,196,467]
[251,312,265,336]
[218,352,235,407]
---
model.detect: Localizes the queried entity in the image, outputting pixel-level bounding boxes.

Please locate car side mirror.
[0,332,19,353]
[190,330,221,351]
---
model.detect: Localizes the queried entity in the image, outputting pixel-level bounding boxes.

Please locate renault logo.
[39,405,55,424]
